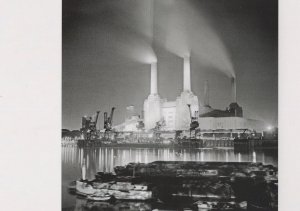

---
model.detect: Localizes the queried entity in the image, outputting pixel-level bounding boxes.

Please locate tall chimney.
[204,80,209,106]
[150,62,158,94]
[231,77,237,103]
[183,56,191,92]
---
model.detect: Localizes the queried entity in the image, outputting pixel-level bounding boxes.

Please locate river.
[62,146,277,210]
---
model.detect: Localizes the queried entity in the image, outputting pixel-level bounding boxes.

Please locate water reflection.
[62,147,277,180]
[62,146,277,209]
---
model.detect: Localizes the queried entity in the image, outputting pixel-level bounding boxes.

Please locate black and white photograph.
[6,0,300,210]
[60,0,279,210]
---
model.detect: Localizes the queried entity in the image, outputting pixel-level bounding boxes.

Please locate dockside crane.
[103,107,116,140]
[90,111,100,132]
[81,110,100,141]
[187,104,199,139]
[104,107,116,132]
[104,112,108,130]
[108,107,115,128]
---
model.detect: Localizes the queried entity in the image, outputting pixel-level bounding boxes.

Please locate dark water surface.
[62,146,277,210]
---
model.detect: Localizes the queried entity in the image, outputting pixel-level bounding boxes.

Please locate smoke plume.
[114,0,157,64]
[63,0,158,65]
[155,0,235,78]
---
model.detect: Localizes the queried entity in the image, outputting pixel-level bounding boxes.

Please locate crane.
[187,104,199,139]
[103,107,116,140]
[81,110,100,141]
[104,107,116,132]
[90,111,100,131]
[109,107,115,127]
[104,112,108,130]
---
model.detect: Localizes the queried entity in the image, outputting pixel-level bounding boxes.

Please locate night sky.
[63,0,278,130]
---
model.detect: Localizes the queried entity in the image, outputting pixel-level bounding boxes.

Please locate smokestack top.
[183,55,190,60]
[150,62,158,95]
[231,77,237,103]
[183,56,191,92]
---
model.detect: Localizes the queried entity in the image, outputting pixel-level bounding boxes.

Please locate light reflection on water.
[62,146,277,209]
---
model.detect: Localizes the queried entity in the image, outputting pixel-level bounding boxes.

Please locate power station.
[114,56,266,135]
[143,56,199,131]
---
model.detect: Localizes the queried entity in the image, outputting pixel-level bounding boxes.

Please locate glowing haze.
[105,0,157,64]
[122,0,157,64]
[63,0,157,65]
[155,0,235,78]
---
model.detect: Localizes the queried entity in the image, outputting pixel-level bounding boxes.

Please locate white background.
[0,0,299,210]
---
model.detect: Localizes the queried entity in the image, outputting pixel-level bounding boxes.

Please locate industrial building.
[143,56,199,131]
[114,56,266,134]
